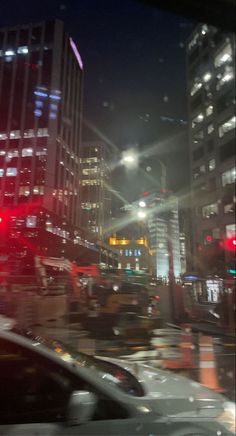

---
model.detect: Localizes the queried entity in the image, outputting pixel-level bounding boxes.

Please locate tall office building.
[123,192,182,279]
[146,193,181,279]
[80,141,112,240]
[0,19,92,263]
[187,24,235,275]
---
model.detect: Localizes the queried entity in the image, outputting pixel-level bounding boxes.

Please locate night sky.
[1,0,194,198]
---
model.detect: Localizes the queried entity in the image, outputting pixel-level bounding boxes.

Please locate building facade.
[0,19,100,267]
[187,24,235,275]
[108,233,153,273]
[145,193,181,279]
[80,141,112,240]
[121,192,182,279]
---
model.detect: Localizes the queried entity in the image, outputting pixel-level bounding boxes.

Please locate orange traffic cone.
[199,335,225,393]
[163,324,196,369]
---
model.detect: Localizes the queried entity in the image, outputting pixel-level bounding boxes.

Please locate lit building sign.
[69,37,83,70]
[206,279,222,303]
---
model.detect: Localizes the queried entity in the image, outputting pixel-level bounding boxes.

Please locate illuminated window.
[6,168,17,177]
[37,128,49,137]
[24,129,34,138]
[5,49,15,56]
[222,167,236,187]
[10,130,20,138]
[202,202,219,218]
[81,202,99,209]
[82,167,98,176]
[0,133,7,140]
[203,72,211,83]
[33,186,44,195]
[214,43,232,68]
[17,46,28,54]
[80,157,99,163]
[192,112,204,128]
[82,180,100,186]
[201,24,208,36]
[19,186,30,196]
[26,216,37,228]
[190,81,202,96]
[219,116,236,138]
[216,66,234,90]
[207,123,214,134]
[22,148,33,157]
[206,105,213,117]
[36,148,47,156]
[208,158,216,171]
[226,224,236,238]
[0,169,4,177]
[7,150,19,158]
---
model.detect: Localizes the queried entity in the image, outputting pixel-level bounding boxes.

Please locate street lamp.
[138,200,146,208]
[121,149,139,168]
[137,210,147,219]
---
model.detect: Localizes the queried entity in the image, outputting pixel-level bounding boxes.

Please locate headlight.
[217,401,236,434]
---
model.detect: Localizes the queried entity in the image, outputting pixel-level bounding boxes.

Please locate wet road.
[35,324,235,401]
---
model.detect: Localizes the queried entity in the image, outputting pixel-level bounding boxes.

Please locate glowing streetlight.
[121,149,139,168]
[138,200,146,208]
[137,210,147,219]
[123,155,135,163]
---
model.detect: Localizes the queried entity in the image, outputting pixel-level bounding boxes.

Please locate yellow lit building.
[108,234,153,272]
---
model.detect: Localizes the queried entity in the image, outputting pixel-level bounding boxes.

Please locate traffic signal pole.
[166,218,176,323]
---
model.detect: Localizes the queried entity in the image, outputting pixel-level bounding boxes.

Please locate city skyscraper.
[0,19,89,263]
[121,192,182,279]
[80,141,112,241]
[187,24,235,275]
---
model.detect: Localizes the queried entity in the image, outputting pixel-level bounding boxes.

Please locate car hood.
[97,356,225,418]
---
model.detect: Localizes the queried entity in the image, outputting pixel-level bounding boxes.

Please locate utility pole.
[166,214,176,323]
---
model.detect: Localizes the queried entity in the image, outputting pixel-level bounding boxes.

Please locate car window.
[13,329,145,397]
[0,338,74,424]
[0,337,128,424]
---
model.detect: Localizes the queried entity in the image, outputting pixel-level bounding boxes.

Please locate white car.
[0,319,235,436]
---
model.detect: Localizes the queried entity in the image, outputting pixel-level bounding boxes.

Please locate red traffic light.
[225,236,236,251]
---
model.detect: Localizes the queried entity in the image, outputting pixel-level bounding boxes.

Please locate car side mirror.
[67,390,97,426]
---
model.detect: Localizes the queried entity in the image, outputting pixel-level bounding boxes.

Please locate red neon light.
[225,237,236,251]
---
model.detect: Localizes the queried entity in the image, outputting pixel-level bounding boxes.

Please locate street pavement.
[34,322,235,402]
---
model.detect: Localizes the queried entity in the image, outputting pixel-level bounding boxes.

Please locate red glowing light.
[225,237,236,251]
[205,235,213,242]
[142,191,149,197]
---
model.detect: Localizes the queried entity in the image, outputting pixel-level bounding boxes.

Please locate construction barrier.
[199,334,225,393]
[162,324,196,369]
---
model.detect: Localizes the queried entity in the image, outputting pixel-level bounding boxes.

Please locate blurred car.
[0,319,235,435]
